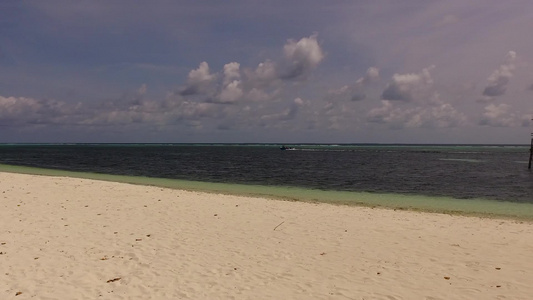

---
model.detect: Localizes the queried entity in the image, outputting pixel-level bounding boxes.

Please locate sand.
[1,172,533,299]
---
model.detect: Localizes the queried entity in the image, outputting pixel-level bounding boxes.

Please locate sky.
[1,1,533,144]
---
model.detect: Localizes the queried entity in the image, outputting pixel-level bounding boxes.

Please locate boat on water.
[280,145,296,150]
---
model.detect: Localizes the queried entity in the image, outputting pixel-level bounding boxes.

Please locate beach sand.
[1,172,533,299]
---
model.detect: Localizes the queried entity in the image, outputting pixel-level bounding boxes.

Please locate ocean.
[1,144,533,218]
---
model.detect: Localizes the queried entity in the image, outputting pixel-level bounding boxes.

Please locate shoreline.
[2,172,533,299]
[1,163,533,221]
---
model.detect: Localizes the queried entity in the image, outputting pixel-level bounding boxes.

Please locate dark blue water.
[1,144,532,203]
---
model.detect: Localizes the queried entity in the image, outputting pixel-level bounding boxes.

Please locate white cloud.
[245,60,278,88]
[327,67,380,102]
[367,101,402,125]
[482,51,516,97]
[241,35,324,89]
[476,96,495,104]
[357,67,380,85]
[81,95,228,128]
[218,80,243,103]
[0,95,82,126]
[428,103,467,128]
[222,62,241,85]
[0,94,174,128]
[245,88,274,102]
[327,85,355,102]
[481,103,508,119]
[0,96,42,122]
[175,35,325,105]
[280,34,324,80]
[381,66,434,102]
[217,62,244,103]
[178,101,220,120]
[521,114,533,127]
[180,62,216,96]
[367,100,466,129]
[478,103,517,127]
[260,97,305,122]
[188,62,214,82]
[294,97,305,106]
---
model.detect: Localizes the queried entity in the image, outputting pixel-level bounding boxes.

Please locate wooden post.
[529,135,533,170]
[529,118,533,170]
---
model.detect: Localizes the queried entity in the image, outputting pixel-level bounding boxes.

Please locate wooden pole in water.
[529,135,533,170]
[529,118,533,170]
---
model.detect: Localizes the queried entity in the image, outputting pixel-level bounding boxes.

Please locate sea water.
[1,144,532,219]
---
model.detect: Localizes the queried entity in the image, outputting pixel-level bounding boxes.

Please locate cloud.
[357,67,380,85]
[475,96,495,104]
[327,85,355,101]
[521,114,533,127]
[0,96,42,123]
[242,35,324,87]
[217,62,243,103]
[0,83,230,129]
[367,100,466,129]
[174,34,325,105]
[367,101,413,129]
[478,103,517,127]
[327,67,380,102]
[0,90,233,132]
[0,95,82,126]
[82,93,228,128]
[179,62,216,96]
[260,97,305,122]
[381,66,434,102]
[245,88,272,102]
[482,51,516,97]
[137,83,147,95]
[177,61,247,104]
[218,80,244,103]
[527,83,533,91]
[280,34,324,80]
[244,60,279,89]
[350,67,380,101]
[174,101,221,120]
[429,103,467,128]
[222,62,241,84]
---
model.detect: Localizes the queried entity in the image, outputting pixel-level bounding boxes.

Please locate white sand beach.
[1,172,533,299]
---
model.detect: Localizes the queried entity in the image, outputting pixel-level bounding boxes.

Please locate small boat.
[280,145,296,150]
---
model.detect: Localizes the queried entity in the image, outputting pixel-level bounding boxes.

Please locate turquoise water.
[3,163,533,221]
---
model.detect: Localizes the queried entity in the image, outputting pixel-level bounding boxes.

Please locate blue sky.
[1,1,532,143]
